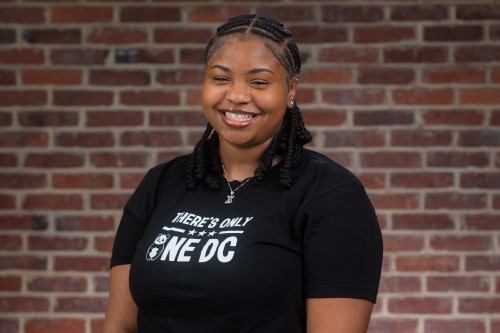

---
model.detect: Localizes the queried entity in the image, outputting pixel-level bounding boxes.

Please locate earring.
[290,100,295,107]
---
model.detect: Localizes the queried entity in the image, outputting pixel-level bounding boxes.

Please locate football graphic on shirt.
[146,234,170,261]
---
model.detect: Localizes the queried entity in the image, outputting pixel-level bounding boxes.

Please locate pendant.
[225,191,235,204]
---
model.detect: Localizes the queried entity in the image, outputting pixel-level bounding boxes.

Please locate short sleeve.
[301,180,383,303]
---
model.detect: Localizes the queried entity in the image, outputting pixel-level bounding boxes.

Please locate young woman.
[104,14,383,333]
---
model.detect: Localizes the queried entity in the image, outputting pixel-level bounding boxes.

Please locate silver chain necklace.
[221,159,253,204]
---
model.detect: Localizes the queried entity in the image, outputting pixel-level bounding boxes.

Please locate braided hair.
[186,14,312,190]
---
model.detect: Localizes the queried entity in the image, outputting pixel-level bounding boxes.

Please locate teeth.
[225,112,253,121]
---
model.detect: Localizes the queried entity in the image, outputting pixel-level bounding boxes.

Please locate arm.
[103,264,137,333]
[306,298,373,333]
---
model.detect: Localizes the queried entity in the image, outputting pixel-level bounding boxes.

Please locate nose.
[226,82,250,104]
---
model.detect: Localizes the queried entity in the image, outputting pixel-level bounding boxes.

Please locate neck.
[219,142,266,181]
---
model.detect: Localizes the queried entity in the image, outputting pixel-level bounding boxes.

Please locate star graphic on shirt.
[188,229,196,235]
[198,230,206,236]
[208,231,217,236]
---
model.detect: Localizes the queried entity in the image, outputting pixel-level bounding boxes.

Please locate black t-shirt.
[111,149,383,333]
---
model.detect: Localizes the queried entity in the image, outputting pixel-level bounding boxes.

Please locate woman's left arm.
[306,298,373,333]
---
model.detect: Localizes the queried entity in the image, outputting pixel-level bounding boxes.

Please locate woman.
[104,14,383,333]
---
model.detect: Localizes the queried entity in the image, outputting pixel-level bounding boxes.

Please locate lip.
[219,109,259,128]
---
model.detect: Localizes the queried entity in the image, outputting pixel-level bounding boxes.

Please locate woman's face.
[202,36,297,151]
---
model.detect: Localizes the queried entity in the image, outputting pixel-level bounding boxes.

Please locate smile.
[224,111,255,121]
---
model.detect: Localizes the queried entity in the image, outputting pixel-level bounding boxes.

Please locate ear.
[287,75,299,108]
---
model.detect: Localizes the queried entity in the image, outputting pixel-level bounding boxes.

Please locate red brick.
[384,235,424,252]
[289,26,347,44]
[90,152,149,168]
[0,132,48,147]
[53,173,113,189]
[52,7,113,23]
[0,235,22,250]
[55,256,109,272]
[466,256,500,272]
[0,256,47,270]
[428,276,489,292]
[423,110,484,125]
[90,70,150,86]
[431,236,492,251]
[55,132,114,147]
[0,196,16,209]
[392,130,452,147]
[391,5,448,21]
[0,319,19,333]
[0,49,44,64]
[179,48,205,64]
[491,25,500,40]
[120,6,181,22]
[91,319,104,333]
[493,69,500,83]
[55,216,115,232]
[95,236,114,252]
[0,112,12,126]
[460,298,500,313]
[457,4,500,20]
[393,214,455,230]
[425,320,486,333]
[0,90,46,106]
[188,6,249,23]
[150,111,207,127]
[25,153,84,168]
[354,110,414,126]
[23,194,83,211]
[396,256,459,272]
[88,27,147,44]
[0,173,46,189]
[0,29,16,44]
[357,172,385,190]
[157,69,205,85]
[86,110,143,127]
[321,5,383,22]
[455,46,500,62]
[379,276,421,293]
[155,28,213,43]
[464,214,500,230]
[27,276,87,292]
[120,91,180,106]
[427,151,489,167]
[492,111,500,126]
[301,110,346,126]
[22,69,82,85]
[0,277,21,291]
[389,297,453,314]
[53,90,113,106]
[354,26,415,43]
[384,47,448,63]
[461,173,500,189]
[91,194,130,210]
[0,7,45,23]
[360,151,422,168]
[0,297,49,312]
[358,68,414,84]
[50,49,109,65]
[460,89,500,105]
[29,235,88,251]
[120,173,144,189]
[256,6,315,22]
[391,172,454,188]
[0,215,48,230]
[0,153,17,166]
[324,130,385,147]
[120,130,182,147]
[424,25,483,42]
[393,89,453,105]
[322,89,385,105]
[368,319,418,333]
[55,297,107,313]
[369,193,419,210]
[459,130,500,147]
[25,319,85,333]
[0,69,16,85]
[318,48,378,64]
[423,67,486,84]
[18,111,79,127]
[116,48,174,64]
[22,28,81,44]
[425,193,487,210]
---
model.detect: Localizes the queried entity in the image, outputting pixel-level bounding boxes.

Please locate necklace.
[221,159,253,204]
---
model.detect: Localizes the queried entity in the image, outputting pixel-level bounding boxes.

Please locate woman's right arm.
[103,264,138,333]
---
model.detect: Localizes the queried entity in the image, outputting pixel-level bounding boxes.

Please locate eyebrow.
[209,64,275,76]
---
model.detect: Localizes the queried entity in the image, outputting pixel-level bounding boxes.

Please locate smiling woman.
[103,14,383,333]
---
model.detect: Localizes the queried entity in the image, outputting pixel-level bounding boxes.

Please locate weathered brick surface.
[0,1,498,333]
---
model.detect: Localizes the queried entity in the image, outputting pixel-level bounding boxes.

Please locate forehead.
[208,36,284,71]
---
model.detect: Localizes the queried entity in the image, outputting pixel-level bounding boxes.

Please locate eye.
[251,80,269,88]
[212,76,229,83]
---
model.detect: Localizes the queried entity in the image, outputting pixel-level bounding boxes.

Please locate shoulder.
[138,154,192,196]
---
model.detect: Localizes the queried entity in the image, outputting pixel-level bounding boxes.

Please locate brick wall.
[0,1,499,332]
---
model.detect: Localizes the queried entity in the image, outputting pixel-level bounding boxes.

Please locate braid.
[187,14,311,190]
